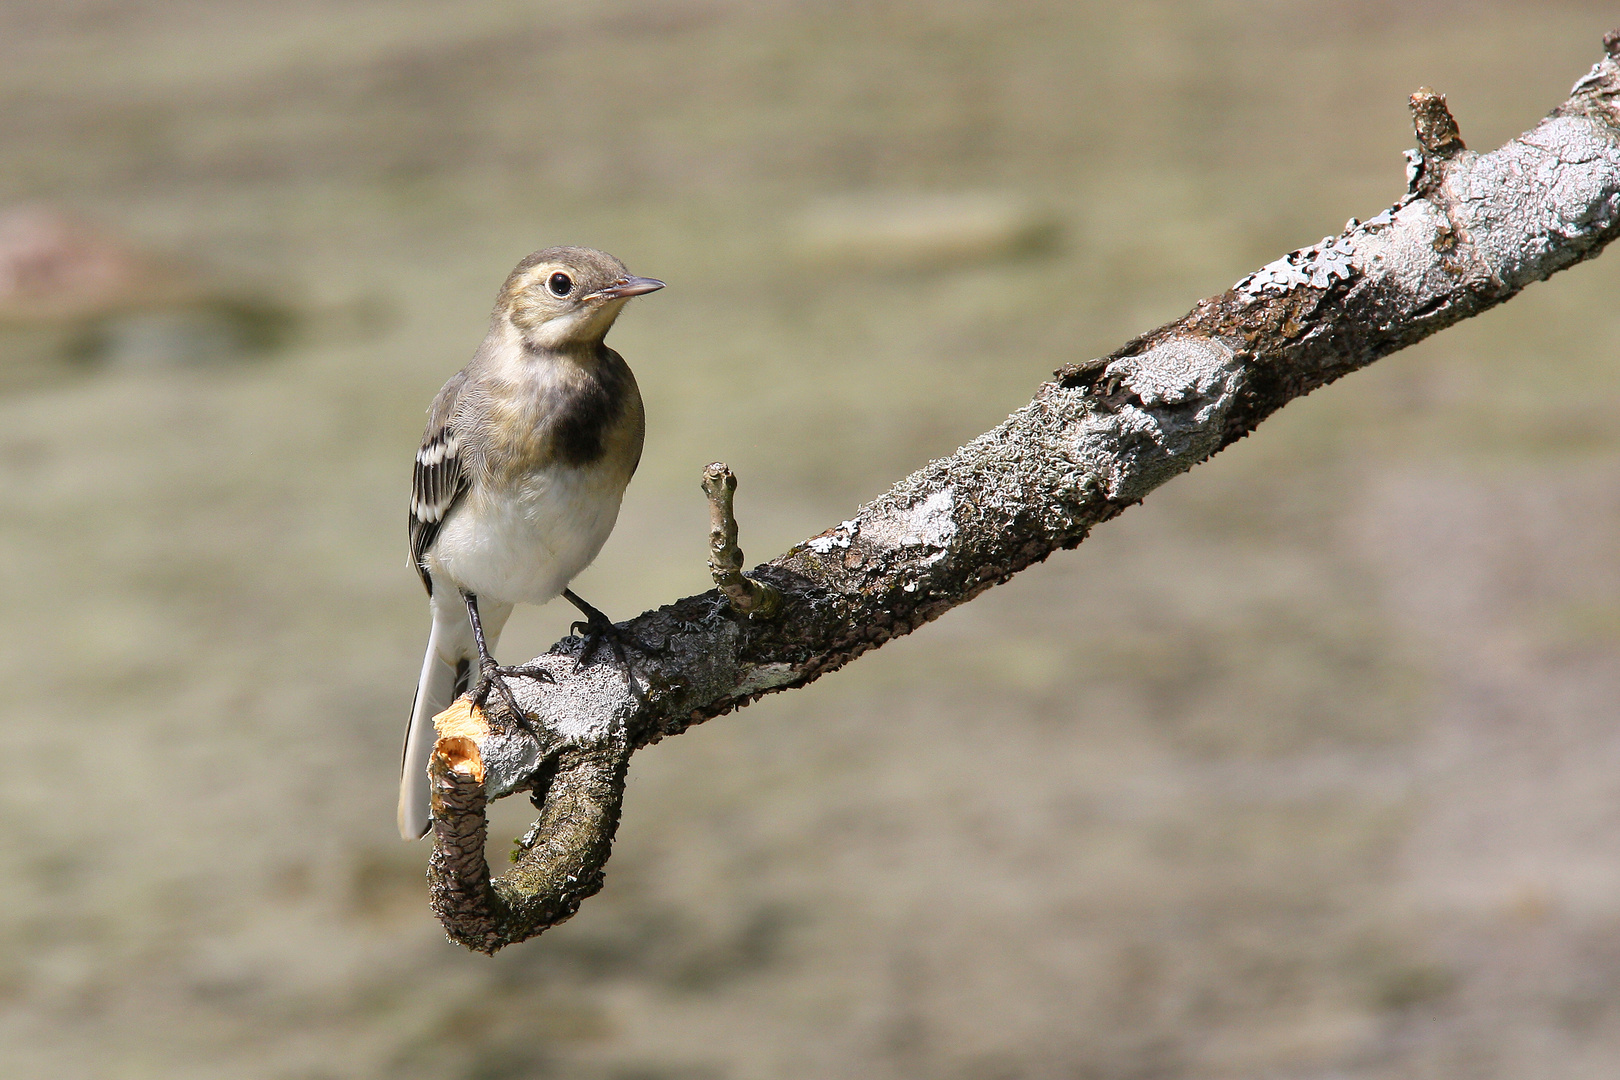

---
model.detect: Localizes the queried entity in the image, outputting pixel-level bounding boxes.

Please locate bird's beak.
[587,275,666,301]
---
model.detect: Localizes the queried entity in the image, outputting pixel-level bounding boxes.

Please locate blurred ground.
[1,2,1619,1078]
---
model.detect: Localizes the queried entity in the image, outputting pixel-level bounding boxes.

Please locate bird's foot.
[570,613,660,672]
[562,590,658,704]
[577,623,651,707]
[570,619,659,709]
[469,661,556,735]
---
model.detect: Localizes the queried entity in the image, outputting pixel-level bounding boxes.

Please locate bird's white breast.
[430,462,626,605]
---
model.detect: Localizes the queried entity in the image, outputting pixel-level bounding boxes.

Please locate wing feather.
[409,370,471,595]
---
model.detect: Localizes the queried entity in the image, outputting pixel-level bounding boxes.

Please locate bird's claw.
[568,619,659,707]
[571,617,658,670]
[470,661,554,736]
[501,663,558,684]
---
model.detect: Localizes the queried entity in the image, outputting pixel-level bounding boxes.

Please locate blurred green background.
[3,2,1619,1077]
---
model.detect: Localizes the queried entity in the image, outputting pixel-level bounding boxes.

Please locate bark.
[424,34,1620,953]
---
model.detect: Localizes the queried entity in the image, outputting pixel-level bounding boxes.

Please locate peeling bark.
[425,34,1620,952]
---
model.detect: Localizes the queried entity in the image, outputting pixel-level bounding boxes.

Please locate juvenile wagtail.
[398,247,664,840]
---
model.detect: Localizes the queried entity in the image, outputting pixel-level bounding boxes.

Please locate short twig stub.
[701,462,784,620]
[1410,87,1466,158]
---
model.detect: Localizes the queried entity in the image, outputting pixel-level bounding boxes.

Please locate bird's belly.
[431,465,625,605]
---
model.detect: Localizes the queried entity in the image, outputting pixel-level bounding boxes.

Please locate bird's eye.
[547,272,573,297]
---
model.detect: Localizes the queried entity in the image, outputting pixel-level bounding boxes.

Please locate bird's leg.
[462,592,552,732]
[464,591,524,722]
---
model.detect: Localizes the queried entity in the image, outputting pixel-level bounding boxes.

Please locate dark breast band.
[549,344,638,468]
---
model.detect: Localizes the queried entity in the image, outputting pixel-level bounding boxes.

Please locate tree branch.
[424,33,1620,952]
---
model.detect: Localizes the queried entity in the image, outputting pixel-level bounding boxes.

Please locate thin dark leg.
[464,592,496,667]
[565,588,641,663]
[562,589,612,632]
[463,591,552,729]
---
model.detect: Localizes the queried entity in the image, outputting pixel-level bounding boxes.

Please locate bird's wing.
[409,369,471,596]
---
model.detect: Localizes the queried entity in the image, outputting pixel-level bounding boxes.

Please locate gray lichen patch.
[1455,117,1620,285]
[806,518,860,554]
[1237,234,1357,297]
[1224,108,1618,355]
[900,490,956,550]
[859,490,958,565]
[1108,338,1239,410]
[1349,198,1462,303]
[1068,337,1243,503]
[472,729,549,801]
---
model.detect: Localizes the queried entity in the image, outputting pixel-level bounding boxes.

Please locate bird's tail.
[397,591,511,840]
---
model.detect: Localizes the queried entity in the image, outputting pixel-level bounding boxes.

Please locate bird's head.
[498,246,664,351]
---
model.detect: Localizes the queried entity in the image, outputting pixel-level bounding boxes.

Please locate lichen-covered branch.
[425,34,1620,951]
[702,462,783,619]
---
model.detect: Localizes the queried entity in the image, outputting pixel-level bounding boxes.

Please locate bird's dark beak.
[588,275,665,301]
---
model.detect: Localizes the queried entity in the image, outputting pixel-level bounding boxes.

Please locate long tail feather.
[397,592,509,839]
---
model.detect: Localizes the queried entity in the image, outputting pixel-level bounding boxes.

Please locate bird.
[398,246,664,840]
